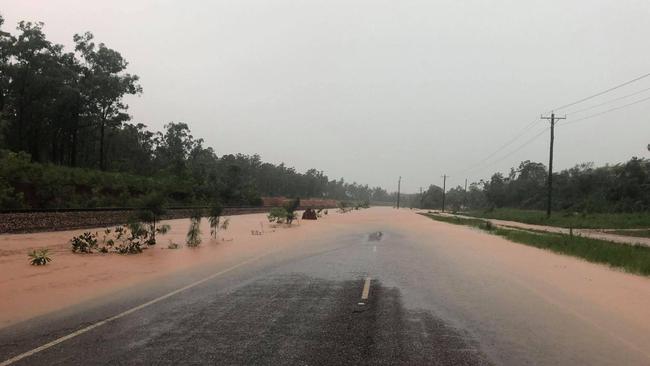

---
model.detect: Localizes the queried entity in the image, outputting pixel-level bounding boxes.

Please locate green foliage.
[281,198,300,225]
[115,222,148,254]
[0,150,162,209]
[220,217,230,231]
[98,227,115,252]
[208,203,223,239]
[73,32,142,170]
[464,208,650,229]
[0,175,25,208]
[412,158,650,214]
[186,215,202,247]
[71,224,154,255]
[134,193,168,245]
[28,248,52,266]
[268,207,288,223]
[71,232,98,253]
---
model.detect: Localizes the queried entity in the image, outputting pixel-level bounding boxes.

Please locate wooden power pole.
[464,178,468,210]
[441,175,448,212]
[541,112,566,218]
[396,176,401,209]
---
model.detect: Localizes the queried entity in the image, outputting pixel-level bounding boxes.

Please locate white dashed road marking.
[358,277,372,306]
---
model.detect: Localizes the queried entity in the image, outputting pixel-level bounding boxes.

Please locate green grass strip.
[605,229,650,239]
[421,213,650,277]
[462,208,650,229]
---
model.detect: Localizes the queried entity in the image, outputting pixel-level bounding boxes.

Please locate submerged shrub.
[28,249,52,266]
[71,232,98,253]
[186,211,202,247]
[283,198,300,225]
[115,222,149,254]
[209,203,223,239]
[268,207,288,224]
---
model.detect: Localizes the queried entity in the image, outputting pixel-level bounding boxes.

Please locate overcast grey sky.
[4,1,650,192]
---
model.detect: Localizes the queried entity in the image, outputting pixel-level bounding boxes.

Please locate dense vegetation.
[412,158,650,214]
[0,16,392,209]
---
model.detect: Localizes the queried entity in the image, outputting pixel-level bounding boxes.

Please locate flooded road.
[1,208,650,365]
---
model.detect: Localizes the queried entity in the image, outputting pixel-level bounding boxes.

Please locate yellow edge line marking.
[361,277,371,301]
[0,251,272,366]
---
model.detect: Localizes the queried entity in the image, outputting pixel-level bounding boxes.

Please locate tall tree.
[0,15,13,149]
[74,32,141,170]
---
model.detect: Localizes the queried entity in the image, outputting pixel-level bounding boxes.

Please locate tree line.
[0,16,391,209]
[410,158,650,213]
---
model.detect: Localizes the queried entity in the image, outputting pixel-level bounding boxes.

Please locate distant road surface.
[1,208,649,365]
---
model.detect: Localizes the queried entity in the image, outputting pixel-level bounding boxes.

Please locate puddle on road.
[368,232,383,241]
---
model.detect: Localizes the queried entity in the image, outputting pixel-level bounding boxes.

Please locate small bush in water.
[186,211,203,247]
[268,207,288,224]
[29,249,52,265]
[483,221,494,231]
[115,222,149,254]
[71,232,98,253]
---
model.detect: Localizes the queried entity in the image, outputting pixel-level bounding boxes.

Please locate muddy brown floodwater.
[0,211,345,328]
[1,207,650,365]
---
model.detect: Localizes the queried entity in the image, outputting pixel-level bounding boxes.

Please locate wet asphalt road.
[1,229,491,365]
[1,217,648,365]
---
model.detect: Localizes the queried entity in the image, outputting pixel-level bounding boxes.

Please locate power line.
[459,126,548,181]
[565,86,650,115]
[482,127,549,169]
[561,95,650,126]
[476,75,650,175]
[456,72,650,182]
[550,72,650,112]
[457,119,538,175]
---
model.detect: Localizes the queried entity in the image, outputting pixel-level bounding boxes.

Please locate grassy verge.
[462,208,650,229]
[422,213,650,277]
[605,230,650,239]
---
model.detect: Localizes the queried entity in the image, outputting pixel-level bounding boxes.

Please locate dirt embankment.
[0,198,338,234]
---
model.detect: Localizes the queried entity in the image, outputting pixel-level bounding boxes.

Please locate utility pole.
[541,112,566,218]
[441,175,448,212]
[419,186,423,208]
[464,178,468,210]
[396,176,401,209]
